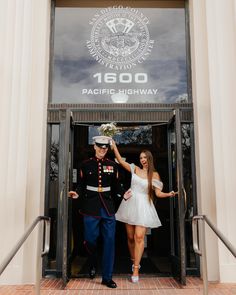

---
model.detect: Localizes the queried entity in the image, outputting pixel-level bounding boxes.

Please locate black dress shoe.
[101,279,117,288]
[89,266,96,279]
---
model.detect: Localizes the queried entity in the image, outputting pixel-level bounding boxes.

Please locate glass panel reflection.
[168,122,179,259]
[89,125,152,144]
[181,123,198,270]
[52,6,188,103]
[47,125,60,270]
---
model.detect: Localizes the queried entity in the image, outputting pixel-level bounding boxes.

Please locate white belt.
[86,185,111,192]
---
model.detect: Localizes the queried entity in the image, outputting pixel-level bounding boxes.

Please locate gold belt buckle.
[98,187,103,192]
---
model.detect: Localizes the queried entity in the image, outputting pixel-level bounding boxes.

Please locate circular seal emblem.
[87,6,154,70]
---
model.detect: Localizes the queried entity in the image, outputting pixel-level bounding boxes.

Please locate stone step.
[0,276,236,295]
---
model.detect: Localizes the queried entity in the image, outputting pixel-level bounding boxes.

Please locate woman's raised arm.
[110,140,131,172]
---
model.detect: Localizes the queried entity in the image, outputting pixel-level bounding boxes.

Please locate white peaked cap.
[93,136,111,148]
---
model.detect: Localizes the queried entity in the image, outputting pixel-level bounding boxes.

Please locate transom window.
[51,0,189,104]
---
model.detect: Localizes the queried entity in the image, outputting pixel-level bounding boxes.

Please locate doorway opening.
[70,123,173,277]
[44,106,199,284]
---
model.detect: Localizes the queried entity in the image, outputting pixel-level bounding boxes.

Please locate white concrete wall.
[189,0,236,282]
[0,0,51,284]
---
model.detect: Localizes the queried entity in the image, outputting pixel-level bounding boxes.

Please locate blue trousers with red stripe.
[83,207,116,281]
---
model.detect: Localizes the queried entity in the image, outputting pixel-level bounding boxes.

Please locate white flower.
[98,122,118,137]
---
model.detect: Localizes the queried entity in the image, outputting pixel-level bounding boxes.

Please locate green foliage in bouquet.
[98,122,118,137]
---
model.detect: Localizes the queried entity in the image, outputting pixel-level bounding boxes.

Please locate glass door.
[60,110,74,286]
[44,109,74,282]
[168,109,186,284]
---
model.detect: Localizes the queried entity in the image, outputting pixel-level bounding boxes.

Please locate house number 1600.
[93,73,148,84]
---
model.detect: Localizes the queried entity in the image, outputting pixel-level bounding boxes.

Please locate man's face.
[94,144,109,159]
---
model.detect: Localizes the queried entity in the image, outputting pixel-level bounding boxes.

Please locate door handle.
[59,182,65,201]
[183,186,187,215]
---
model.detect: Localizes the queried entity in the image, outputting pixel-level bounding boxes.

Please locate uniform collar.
[94,157,105,162]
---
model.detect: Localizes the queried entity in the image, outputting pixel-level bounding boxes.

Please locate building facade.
[0,0,236,285]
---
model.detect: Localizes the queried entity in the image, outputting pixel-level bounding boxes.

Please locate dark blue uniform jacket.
[76,157,124,217]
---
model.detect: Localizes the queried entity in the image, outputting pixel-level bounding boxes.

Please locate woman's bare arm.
[110,140,131,172]
[153,172,176,198]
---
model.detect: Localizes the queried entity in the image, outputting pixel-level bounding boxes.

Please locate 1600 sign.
[93,73,148,84]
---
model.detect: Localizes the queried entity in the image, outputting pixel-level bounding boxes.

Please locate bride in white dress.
[111,140,176,283]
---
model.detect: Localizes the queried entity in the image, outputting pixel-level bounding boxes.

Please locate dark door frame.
[47,103,193,124]
[167,109,186,284]
[44,103,197,283]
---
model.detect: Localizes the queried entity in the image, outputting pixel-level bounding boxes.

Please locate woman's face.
[140,152,148,168]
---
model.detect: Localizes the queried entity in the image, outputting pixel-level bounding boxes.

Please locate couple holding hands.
[68,135,176,288]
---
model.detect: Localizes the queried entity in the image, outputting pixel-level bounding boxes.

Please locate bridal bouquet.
[98,122,118,137]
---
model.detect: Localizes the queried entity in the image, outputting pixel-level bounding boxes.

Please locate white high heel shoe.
[131,265,141,283]
[131,275,139,283]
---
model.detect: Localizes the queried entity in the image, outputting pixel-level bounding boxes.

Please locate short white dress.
[116,163,163,228]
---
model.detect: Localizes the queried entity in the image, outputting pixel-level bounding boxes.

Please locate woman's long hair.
[140,150,156,202]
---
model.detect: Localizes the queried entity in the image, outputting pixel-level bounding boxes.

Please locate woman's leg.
[133,225,147,276]
[125,224,135,261]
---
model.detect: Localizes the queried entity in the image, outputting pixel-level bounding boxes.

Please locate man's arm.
[68,190,79,199]
[68,167,85,198]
